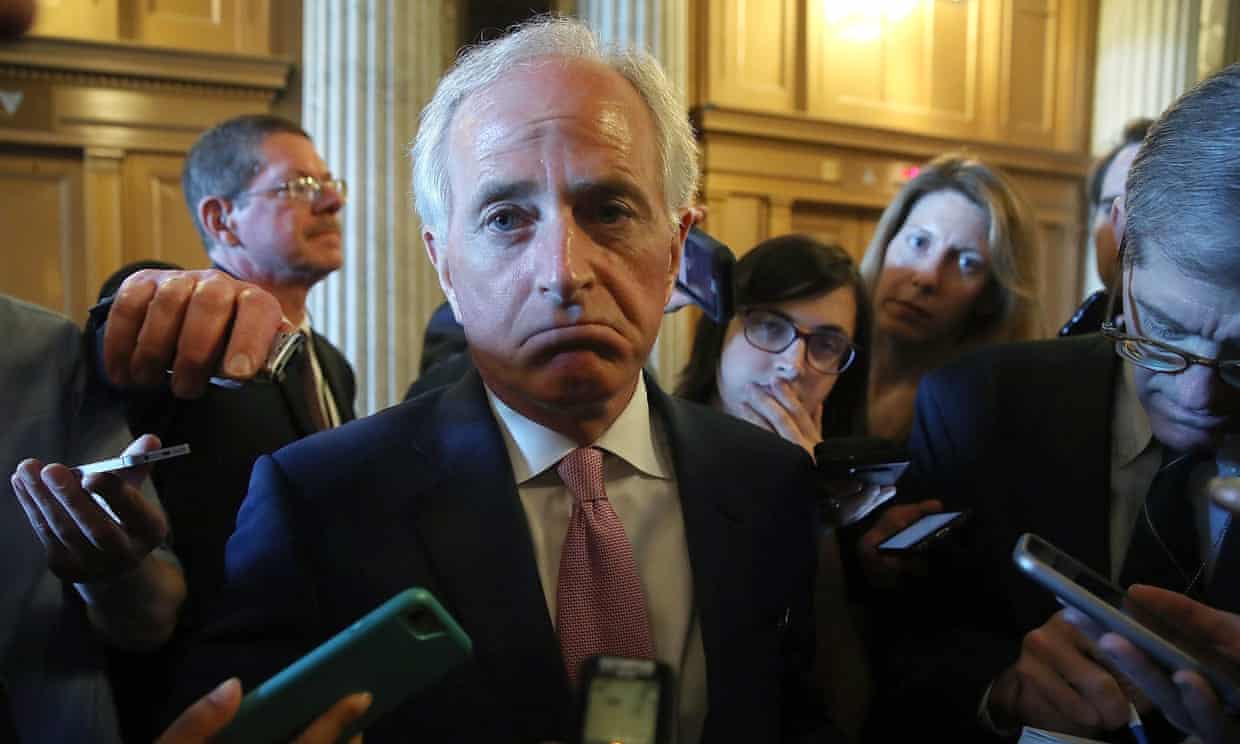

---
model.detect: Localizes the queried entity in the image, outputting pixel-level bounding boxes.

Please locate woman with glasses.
[861,154,1043,442]
[677,234,870,456]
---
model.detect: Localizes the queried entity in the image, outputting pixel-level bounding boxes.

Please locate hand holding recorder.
[103,268,290,399]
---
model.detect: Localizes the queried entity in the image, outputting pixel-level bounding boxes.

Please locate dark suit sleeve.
[168,454,324,721]
[862,364,1023,742]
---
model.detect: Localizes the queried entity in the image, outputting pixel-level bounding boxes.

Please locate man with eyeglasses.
[88,114,357,740]
[859,64,1240,743]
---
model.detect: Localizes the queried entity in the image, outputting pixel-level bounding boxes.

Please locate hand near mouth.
[736,380,823,457]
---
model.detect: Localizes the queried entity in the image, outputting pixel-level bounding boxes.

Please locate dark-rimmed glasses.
[740,308,856,375]
[1101,252,1240,388]
[240,176,347,203]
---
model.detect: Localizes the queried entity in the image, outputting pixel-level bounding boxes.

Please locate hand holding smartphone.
[1013,533,1240,709]
[213,587,472,744]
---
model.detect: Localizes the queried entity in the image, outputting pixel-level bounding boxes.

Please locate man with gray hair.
[174,16,833,743]
[859,62,1240,743]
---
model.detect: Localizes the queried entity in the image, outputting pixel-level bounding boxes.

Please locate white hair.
[410,16,699,236]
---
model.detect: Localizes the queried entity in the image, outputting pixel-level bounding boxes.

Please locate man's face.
[425,58,688,437]
[1124,248,1240,452]
[226,132,345,285]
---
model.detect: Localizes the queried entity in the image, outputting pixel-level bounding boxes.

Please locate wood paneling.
[0,148,84,319]
[129,0,271,55]
[791,205,882,263]
[807,0,984,140]
[31,0,119,41]
[122,152,209,271]
[703,0,800,111]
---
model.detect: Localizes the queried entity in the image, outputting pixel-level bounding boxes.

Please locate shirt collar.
[1114,361,1156,467]
[486,376,672,485]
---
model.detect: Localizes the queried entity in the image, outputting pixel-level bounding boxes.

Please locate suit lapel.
[647,381,746,704]
[408,371,571,718]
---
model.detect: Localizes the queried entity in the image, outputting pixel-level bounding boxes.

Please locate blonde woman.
[861,154,1043,441]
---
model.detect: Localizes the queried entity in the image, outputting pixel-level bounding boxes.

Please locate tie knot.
[558,447,606,503]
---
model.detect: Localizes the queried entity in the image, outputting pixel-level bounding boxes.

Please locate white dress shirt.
[486,377,706,744]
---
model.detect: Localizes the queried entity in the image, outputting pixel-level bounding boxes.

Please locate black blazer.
[863,334,1122,742]
[127,330,356,621]
[173,371,834,743]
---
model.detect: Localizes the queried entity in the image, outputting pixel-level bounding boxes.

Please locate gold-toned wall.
[694,0,1097,332]
[0,0,294,320]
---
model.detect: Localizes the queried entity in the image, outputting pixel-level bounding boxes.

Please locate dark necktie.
[1119,450,1207,597]
[297,337,329,432]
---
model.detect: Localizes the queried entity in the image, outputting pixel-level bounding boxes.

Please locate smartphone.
[1013,533,1240,708]
[578,656,674,744]
[815,437,911,487]
[73,443,191,476]
[876,511,969,552]
[676,226,735,324]
[214,587,473,744]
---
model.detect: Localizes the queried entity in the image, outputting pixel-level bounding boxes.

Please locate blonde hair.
[859,154,1043,346]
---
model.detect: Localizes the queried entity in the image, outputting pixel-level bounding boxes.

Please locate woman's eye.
[958,252,985,275]
[907,232,929,250]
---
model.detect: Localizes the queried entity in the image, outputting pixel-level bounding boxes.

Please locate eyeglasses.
[239,176,347,203]
[740,308,856,375]
[1101,321,1240,388]
[1101,254,1240,388]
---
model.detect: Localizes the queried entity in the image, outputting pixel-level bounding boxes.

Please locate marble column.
[302,0,458,414]
[576,0,696,390]
[1091,0,1201,155]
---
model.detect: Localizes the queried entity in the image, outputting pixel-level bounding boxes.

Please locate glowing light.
[824,0,921,42]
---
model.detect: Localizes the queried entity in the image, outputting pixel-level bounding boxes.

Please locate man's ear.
[200,196,240,247]
[424,229,462,323]
[1110,198,1127,256]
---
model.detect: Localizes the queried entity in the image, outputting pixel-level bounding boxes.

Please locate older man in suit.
[171,17,832,743]
[861,63,1240,744]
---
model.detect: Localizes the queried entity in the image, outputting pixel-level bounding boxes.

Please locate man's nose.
[313,183,346,214]
[1174,362,1229,412]
[536,212,594,305]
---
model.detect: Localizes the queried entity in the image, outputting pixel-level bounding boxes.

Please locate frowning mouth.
[885,299,932,322]
[524,323,624,358]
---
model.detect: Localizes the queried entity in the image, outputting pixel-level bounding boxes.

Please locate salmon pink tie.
[555,447,655,686]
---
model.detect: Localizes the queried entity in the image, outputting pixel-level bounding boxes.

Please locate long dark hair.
[676,234,871,438]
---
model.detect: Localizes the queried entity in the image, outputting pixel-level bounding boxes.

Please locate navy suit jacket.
[864,335,1119,742]
[175,370,832,743]
[864,334,1240,742]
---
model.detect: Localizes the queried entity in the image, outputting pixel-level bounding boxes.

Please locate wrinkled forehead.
[1128,247,1240,338]
[456,59,653,152]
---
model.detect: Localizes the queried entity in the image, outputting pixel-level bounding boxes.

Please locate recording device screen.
[581,676,661,744]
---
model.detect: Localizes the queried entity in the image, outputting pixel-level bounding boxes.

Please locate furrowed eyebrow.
[469,180,538,215]
[1134,297,1190,336]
